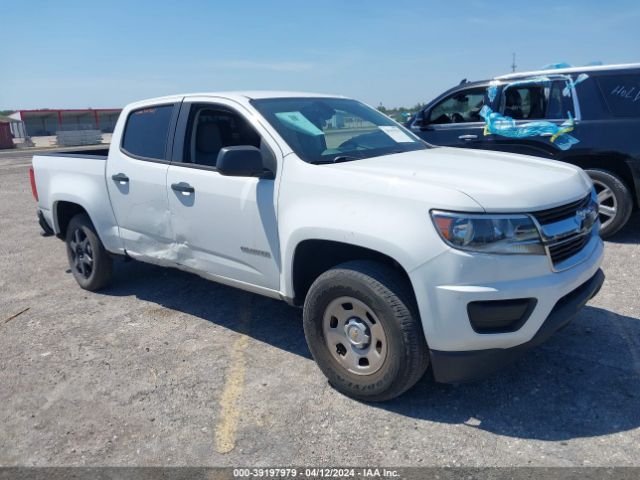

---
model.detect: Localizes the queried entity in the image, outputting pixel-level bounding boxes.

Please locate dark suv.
[406,63,640,237]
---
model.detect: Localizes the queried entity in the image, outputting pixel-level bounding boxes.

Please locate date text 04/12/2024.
[232,468,401,478]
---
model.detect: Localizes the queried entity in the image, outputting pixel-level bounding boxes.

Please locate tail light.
[29,166,38,201]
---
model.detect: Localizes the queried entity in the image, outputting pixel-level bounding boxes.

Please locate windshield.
[251,97,428,163]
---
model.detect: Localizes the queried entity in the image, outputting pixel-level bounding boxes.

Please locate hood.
[331,147,592,212]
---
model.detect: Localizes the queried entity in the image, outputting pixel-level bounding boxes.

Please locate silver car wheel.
[322,296,388,376]
[593,179,618,231]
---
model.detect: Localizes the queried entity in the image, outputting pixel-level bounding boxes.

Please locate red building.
[0,121,14,149]
[9,108,122,136]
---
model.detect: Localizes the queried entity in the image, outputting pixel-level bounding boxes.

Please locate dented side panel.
[165,165,281,291]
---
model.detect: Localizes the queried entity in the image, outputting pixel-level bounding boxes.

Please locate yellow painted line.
[214,299,252,454]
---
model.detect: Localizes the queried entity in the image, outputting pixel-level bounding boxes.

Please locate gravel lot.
[1,149,639,467]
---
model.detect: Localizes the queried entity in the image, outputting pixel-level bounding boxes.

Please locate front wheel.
[303,260,429,401]
[65,213,113,291]
[586,169,633,238]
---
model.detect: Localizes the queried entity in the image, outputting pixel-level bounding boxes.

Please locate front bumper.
[410,227,603,352]
[429,268,604,383]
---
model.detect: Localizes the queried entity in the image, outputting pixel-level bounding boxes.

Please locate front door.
[165,99,281,291]
[412,87,488,148]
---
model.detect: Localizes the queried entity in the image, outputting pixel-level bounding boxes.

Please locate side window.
[500,86,547,120]
[428,89,486,124]
[499,82,576,121]
[546,81,575,119]
[596,74,640,117]
[183,105,261,168]
[121,105,174,160]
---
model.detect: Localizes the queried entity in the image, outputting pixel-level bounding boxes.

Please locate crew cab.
[406,63,640,237]
[30,92,604,401]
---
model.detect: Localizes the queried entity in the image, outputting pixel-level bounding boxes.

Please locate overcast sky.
[2,0,639,110]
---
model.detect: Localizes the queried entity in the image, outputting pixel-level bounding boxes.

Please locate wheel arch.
[290,238,416,307]
[52,200,108,247]
[48,191,123,254]
[566,153,639,208]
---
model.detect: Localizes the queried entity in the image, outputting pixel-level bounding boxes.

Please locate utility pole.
[511,53,517,73]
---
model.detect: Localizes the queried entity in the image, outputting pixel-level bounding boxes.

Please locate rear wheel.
[65,213,113,291]
[586,169,633,238]
[303,260,429,401]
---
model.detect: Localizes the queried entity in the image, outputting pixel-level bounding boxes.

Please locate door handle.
[111,173,129,184]
[458,134,478,140]
[540,132,554,137]
[171,182,195,194]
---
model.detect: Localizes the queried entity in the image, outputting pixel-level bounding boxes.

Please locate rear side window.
[546,81,575,119]
[498,81,575,120]
[499,86,546,120]
[597,74,640,117]
[122,105,175,160]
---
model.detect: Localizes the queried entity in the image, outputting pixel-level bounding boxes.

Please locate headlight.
[430,211,545,255]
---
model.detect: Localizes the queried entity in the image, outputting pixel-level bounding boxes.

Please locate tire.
[586,169,633,238]
[65,213,113,291]
[303,260,429,402]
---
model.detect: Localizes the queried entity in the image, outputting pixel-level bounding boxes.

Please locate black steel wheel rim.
[69,228,93,279]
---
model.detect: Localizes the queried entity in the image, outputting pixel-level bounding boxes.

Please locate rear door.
[106,101,180,260]
[411,86,488,148]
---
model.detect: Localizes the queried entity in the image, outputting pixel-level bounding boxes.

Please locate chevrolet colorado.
[30,92,604,401]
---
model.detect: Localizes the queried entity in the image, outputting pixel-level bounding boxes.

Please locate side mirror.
[411,110,433,131]
[216,146,271,177]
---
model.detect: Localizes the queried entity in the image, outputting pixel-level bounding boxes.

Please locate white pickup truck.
[30,92,604,401]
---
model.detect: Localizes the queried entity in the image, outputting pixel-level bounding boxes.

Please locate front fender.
[279,196,448,299]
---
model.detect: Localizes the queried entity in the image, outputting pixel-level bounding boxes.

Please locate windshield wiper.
[312,155,363,164]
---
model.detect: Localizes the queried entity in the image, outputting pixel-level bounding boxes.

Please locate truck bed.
[32,148,122,253]
[37,147,109,159]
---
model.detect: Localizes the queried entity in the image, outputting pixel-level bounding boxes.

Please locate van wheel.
[65,213,113,291]
[303,260,429,402]
[586,169,633,238]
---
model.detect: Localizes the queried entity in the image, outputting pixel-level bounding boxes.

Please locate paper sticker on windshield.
[379,126,414,143]
[275,111,324,136]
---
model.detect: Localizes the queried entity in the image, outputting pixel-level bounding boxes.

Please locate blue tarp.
[480,105,579,150]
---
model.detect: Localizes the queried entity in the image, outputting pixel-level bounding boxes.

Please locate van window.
[597,74,640,117]
[122,105,175,160]
[546,81,575,119]
[500,86,546,120]
[499,82,575,120]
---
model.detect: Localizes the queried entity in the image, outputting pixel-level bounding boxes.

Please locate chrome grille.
[531,194,591,225]
[548,234,591,265]
[530,192,598,270]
